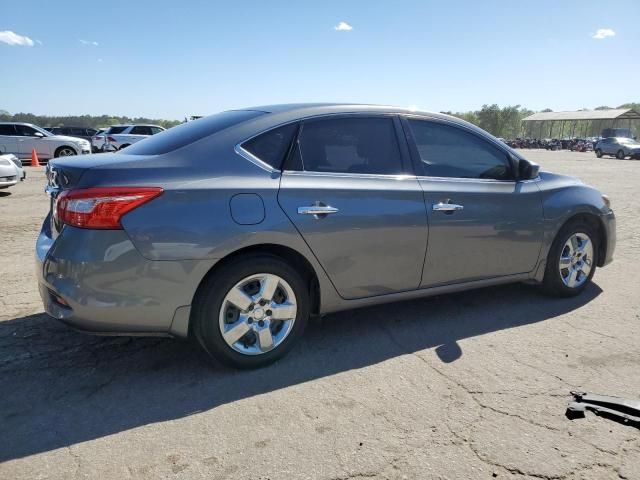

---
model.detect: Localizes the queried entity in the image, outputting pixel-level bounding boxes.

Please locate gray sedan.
[37,104,616,369]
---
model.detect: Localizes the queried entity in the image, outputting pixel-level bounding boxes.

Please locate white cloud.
[35,39,43,45]
[592,28,615,39]
[334,21,353,31]
[79,39,99,46]
[0,30,35,46]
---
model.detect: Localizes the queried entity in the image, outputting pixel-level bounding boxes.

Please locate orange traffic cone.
[30,149,39,167]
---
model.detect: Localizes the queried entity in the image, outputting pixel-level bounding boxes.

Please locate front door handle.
[298,205,339,216]
[432,202,464,212]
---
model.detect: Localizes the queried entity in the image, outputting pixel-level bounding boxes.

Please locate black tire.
[616,150,625,160]
[541,220,598,297]
[595,149,602,158]
[54,146,77,158]
[192,254,310,369]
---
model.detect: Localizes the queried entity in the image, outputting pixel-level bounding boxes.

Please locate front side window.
[241,123,298,169]
[294,117,404,175]
[108,126,128,134]
[150,127,164,135]
[408,119,512,180]
[15,125,40,137]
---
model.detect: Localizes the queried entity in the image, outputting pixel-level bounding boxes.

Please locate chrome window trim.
[282,170,417,181]
[234,144,279,174]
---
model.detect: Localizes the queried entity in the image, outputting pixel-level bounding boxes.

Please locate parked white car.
[0,153,26,189]
[90,128,108,153]
[0,122,91,165]
[99,124,165,152]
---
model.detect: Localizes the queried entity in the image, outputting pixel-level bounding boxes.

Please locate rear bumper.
[35,219,216,337]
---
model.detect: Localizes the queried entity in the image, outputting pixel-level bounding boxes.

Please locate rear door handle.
[432,202,464,212]
[298,205,339,216]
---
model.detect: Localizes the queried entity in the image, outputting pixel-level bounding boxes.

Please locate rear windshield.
[124,110,266,155]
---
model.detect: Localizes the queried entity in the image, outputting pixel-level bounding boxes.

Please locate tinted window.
[242,123,298,169]
[70,128,86,135]
[15,125,39,136]
[125,110,266,155]
[130,126,153,135]
[408,120,512,180]
[295,117,404,174]
[107,126,128,134]
[150,126,163,135]
[0,125,16,135]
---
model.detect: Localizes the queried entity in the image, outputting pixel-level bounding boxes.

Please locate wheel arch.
[552,212,608,268]
[189,243,321,336]
[54,145,78,157]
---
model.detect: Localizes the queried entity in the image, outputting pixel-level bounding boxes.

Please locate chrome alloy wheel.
[219,273,297,355]
[559,233,594,288]
[58,147,76,157]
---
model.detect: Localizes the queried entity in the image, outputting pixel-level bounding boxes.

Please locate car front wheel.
[193,255,309,369]
[616,150,626,159]
[55,146,77,157]
[541,221,597,297]
[595,149,602,158]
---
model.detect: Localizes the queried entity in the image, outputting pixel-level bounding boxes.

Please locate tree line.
[0,110,181,130]
[1,102,638,138]
[443,102,639,139]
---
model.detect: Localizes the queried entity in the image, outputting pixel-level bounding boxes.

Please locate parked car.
[595,137,640,159]
[0,153,26,189]
[37,104,616,369]
[0,122,91,164]
[90,128,108,153]
[99,124,165,151]
[48,127,99,142]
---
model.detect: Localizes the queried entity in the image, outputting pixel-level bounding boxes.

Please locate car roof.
[235,102,442,117]
[0,122,37,126]
[110,124,163,127]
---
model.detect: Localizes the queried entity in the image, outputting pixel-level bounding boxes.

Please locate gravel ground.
[1,150,639,480]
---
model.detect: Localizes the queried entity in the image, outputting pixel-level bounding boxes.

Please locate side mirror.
[34,132,45,138]
[518,158,540,180]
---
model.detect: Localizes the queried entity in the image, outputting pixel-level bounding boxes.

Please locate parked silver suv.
[0,122,91,164]
[99,124,165,151]
[595,137,640,159]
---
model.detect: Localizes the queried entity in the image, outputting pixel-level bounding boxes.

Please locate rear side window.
[408,119,512,180]
[294,117,404,175]
[125,110,266,155]
[241,123,298,169]
[0,125,16,135]
[107,126,128,134]
[131,126,153,135]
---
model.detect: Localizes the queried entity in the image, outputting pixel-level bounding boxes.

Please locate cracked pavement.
[1,151,639,479]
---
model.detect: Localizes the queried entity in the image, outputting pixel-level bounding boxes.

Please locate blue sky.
[1,0,638,119]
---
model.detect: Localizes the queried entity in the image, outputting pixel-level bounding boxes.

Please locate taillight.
[55,187,163,229]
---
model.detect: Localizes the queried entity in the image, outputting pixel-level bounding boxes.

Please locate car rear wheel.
[616,150,625,159]
[192,255,309,369]
[55,146,76,157]
[595,149,602,158]
[541,220,597,297]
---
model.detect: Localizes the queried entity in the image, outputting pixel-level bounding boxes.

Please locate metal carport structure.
[521,109,640,139]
